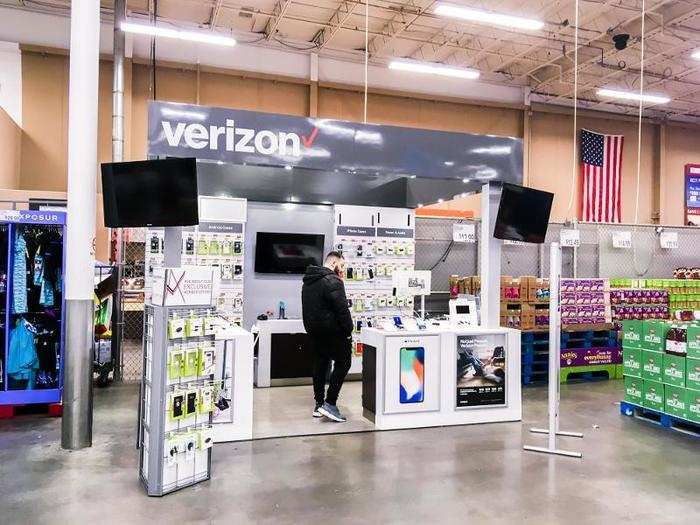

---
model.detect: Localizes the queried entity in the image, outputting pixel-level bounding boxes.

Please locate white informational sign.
[560,229,580,247]
[660,231,679,249]
[151,266,219,307]
[453,223,476,243]
[393,270,432,297]
[612,231,632,249]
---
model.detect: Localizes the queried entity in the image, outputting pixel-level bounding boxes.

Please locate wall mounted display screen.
[101,158,199,227]
[254,232,324,274]
[399,347,425,404]
[493,183,553,244]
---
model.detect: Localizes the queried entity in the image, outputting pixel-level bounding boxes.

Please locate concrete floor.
[253,382,374,438]
[1,380,699,524]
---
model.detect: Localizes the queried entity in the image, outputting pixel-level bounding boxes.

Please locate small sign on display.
[559,229,580,247]
[612,231,632,249]
[659,231,679,250]
[452,223,476,243]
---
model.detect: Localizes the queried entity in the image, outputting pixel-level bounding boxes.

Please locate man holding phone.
[302,251,353,422]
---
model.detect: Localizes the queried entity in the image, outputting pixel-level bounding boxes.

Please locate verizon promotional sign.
[148,101,523,182]
[151,266,219,307]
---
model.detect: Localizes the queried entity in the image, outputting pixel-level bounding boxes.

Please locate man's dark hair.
[325,251,344,263]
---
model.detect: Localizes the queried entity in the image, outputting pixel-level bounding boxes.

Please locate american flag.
[580,129,624,223]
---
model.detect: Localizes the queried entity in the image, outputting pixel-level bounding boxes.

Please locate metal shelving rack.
[138,304,215,496]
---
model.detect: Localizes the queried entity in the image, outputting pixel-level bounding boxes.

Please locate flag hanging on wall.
[580,129,624,222]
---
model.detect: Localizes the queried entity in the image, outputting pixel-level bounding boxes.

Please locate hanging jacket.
[12,233,27,314]
[7,321,38,381]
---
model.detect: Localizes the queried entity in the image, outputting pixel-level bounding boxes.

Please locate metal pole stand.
[523,242,583,458]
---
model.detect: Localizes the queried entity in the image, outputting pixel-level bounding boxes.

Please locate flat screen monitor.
[493,183,554,244]
[101,158,198,227]
[254,232,325,274]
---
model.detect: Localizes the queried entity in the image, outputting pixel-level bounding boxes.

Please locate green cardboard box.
[621,321,644,349]
[642,320,669,352]
[687,326,700,360]
[642,379,664,411]
[685,388,700,424]
[622,347,642,378]
[664,385,688,419]
[624,376,643,404]
[686,357,700,391]
[641,350,663,381]
[662,353,686,387]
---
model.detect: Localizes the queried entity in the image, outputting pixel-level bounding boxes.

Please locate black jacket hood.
[303,265,334,285]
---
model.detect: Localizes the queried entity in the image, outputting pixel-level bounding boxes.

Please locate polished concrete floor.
[254,381,374,438]
[1,380,699,524]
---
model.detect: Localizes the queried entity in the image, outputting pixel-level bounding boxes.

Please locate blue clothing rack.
[0,210,66,406]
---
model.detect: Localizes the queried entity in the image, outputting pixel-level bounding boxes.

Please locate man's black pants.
[311,336,352,406]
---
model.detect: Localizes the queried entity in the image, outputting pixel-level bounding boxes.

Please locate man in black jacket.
[302,251,353,422]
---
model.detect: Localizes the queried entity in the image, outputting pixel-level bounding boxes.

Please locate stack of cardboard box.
[622,320,700,424]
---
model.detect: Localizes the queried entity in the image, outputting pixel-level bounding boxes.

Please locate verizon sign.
[148,101,524,182]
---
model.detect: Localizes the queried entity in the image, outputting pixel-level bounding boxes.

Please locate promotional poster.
[456,334,507,408]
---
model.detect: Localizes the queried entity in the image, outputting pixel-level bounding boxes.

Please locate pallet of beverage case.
[620,401,700,438]
[559,364,621,383]
[0,402,62,419]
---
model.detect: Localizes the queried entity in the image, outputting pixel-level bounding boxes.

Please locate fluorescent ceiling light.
[435,3,544,31]
[597,88,670,105]
[692,50,700,60]
[121,21,236,46]
[389,59,479,79]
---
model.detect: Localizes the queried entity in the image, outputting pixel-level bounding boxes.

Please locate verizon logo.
[161,119,319,158]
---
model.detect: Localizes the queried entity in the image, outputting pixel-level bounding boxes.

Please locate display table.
[361,326,521,430]
[254,319,312,387]
[212,325,254,443]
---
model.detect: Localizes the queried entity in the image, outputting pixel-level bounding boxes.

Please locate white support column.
[480,183,502,328]
[62,0,100,450]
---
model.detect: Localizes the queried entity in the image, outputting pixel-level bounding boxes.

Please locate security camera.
[612,34,630,51]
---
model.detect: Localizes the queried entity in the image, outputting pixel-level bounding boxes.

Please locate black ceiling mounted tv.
[255,232,325,274]
[493,183,554,244]
[101,158,199,227]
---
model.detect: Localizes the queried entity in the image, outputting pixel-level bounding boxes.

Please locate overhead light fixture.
[692,50,700,60]
[121,21,236,46]
[389,59,480,80]
[434,3,544,31]
[597,88,670,105]
[444,161,455,166]
[284,165,293,170]
[437,198,445,203]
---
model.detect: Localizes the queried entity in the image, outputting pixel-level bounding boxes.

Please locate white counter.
[361,326,521,430]
[213,325,254,442]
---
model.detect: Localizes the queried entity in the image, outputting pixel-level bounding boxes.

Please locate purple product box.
[561,347,622,367]
[560,293,577,306]
[560,279,576,293]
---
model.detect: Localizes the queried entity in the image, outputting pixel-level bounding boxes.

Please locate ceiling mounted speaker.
[612,34,630,51]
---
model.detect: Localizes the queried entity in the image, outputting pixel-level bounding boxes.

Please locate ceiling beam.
[264,0,295,40]
[311,0,358,49]
[367,0,429,58]
[209,0,224,30]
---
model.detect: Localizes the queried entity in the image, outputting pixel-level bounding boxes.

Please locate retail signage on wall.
[659,231,679,250]
[455,334,507,408]
[197,221,244,234]
[151,266,219,307]
[453,223,476,243]
[559,229,580,247]
[685,164,700,226]
[393,270,432,297]
[148,101,523,182]
[336,225,376,237]
[0,209,66,225]
[377,227,414,238]
[612,231,632,249]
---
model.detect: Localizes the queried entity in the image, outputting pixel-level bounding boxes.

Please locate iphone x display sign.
[400,347,425,404]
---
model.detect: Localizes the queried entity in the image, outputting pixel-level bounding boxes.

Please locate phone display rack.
[144,223,245,325]
[138,305,218,496]
[333,207,416,359]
